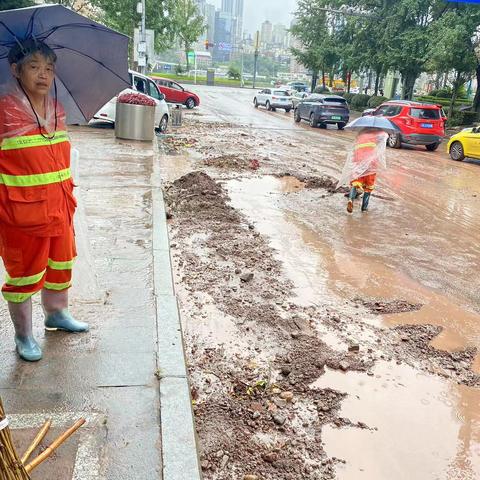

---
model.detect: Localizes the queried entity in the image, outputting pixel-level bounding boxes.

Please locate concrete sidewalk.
[0,126,200,479]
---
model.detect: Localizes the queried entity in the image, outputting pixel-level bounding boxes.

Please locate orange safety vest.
[353,131,380,167]
[0,95,76,237]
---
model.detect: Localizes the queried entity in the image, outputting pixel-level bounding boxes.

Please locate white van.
[91,70,170,133]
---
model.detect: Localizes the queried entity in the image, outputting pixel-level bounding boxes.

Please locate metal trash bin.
[171,105,183,127]
[115,103,155,141]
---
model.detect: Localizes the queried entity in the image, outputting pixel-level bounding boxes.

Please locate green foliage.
[416,96,472,107]
[430,88,453,98]
[367,96,388,108]
[342,93,355,104]
[314,86,330,94]
[350,94,371,110]
[0,0,33,10]
[174,64,186,75]
[227,65,241,80]
[447,111,479,127]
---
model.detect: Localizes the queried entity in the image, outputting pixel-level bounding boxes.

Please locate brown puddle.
[226,175,480,479]
[312,363,480,480]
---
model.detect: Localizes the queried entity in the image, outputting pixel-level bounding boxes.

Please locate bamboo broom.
[25,419,85,474]
[0,398,31,480]
[20,420,51,465]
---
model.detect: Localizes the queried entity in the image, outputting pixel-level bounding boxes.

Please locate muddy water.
[226,174,480,480]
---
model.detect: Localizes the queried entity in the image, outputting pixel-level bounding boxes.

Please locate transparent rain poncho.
[337,130,388,188]
[0,80,66,140]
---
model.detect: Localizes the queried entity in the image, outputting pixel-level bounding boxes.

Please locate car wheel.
[449,141,465,161]
[253,98,258,108]
[338,123,346,130]
[309,113,317,128]
[158,114,168,134]
[426,142,440,152]
[294,109,301,123]
[285,108,291,113]
[266,101,272,111]
[388,133,401,149]
[185,98,196,109]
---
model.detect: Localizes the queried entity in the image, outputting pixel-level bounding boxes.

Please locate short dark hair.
[8,38,57,67]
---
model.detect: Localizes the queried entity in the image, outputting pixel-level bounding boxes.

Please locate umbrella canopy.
[0,4,130,124]
[345,116,399,134]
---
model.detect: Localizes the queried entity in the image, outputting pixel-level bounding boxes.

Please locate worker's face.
[11,53,55,98]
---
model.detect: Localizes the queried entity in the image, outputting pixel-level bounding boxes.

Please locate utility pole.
[253,30,260,89]
[137,0,147,74]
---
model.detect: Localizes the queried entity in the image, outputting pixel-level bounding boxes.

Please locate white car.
[91,70,170,133]
[253,88,293,112]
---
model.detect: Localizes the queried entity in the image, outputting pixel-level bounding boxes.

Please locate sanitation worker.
[0,39,88,362]
[339,127,388,213]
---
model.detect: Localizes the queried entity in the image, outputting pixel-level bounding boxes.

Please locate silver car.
[253,88,293,112]
[292,91,308,108]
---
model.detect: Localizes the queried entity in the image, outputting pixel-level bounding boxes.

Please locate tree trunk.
[185,44,191,71]
[401,72,417,100]
[311,72,318,92]
[374,69,381,96]
[449,71,461,119]
[322,69,326,88]
[473,63,480,112]
[347,72,351,93]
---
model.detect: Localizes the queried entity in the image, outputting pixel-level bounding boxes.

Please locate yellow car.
[447,127,480,161]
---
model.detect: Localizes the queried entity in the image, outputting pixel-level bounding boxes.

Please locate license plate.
[421,123,433,128]
[331,115,342,120]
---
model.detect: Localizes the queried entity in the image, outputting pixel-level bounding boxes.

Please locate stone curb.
[151,139,202,480]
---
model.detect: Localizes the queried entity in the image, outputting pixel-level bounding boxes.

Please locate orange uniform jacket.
[0,94,76,237]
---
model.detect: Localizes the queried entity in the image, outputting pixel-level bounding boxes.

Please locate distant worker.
[338,127,388,213]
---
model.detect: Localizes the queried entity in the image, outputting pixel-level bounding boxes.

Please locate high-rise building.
[272,23,287,48]
[260,20,273,47]
[205,4,216,43]
[214,10,235,62]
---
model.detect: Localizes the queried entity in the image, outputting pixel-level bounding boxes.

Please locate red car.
[364,100,446,151]
[152,77,200,109]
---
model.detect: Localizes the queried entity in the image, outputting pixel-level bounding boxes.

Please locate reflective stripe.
[354,142,377,150]
[48,257,76,271]
[44,281,71,291]
[1,131,69,151]
[5,269,46,287]
[0,168,71,187]
[3,291,36,303]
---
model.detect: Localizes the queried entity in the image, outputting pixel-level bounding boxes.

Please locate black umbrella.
[0,4,130,124]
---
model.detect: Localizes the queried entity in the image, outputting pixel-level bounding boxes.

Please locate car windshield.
[410,108,440,120]
[375,105,402,117]
[274,90,290,96]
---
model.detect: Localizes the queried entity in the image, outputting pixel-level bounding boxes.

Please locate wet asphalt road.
[177,84,480,479]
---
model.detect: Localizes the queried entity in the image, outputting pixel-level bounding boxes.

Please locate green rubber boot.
[45,310,89,333]
[15,335,42,362]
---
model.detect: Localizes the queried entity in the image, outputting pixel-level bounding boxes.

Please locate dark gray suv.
[294,94,350,129]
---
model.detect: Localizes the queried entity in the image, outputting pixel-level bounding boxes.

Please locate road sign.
[187,51,196,61]
[218,42,232,52]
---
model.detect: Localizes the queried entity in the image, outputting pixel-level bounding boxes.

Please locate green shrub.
[314,85,331,94]
[446,110,478,127]
[343,92,355,103]
[416,96,472,107]
[367,96,388,108]
[350,94,371,110]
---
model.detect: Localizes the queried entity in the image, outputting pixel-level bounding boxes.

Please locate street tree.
[0,0,33,10]
[170,0,206,71]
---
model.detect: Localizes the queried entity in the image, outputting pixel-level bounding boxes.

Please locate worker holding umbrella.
[0,5,129,361]
[338,116,397,213]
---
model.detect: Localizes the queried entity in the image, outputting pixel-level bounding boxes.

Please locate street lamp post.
[137,0,147,74]
[253,30,260,89]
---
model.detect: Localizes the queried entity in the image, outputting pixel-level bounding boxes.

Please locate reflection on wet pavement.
[313,363,480,480]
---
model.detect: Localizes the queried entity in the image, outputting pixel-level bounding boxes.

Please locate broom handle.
[25,418,85,473]
[21,419,51,465]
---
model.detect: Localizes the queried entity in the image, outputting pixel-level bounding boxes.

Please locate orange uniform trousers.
[0,223,76,303]
[351,173,377,193]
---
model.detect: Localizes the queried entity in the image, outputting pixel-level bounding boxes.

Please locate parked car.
[447,127,480,161]
[92,70,169,133]
[288,81,309,92]
[363,100,446,151]
[152,77,200,109]
[253,88,293,112]
[294,94,350,129]
[292,91,308,108]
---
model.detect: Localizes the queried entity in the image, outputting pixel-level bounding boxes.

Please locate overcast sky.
[211,0,298,34]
